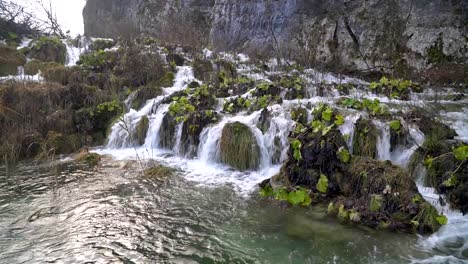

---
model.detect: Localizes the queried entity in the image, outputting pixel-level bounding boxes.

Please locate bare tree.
[37,0,66,38]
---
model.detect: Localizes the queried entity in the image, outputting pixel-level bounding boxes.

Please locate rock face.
[83,0,466,78]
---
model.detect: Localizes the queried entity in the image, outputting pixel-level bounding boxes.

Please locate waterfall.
[374,120,391,161]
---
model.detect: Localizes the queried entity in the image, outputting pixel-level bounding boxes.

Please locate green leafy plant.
[290,139,302,161]
[316,174,328,193]
[334,115,345,126]
[169,96,196,122]
[337,147,350,163]
[370,194,383,212]
[389,120,401,131]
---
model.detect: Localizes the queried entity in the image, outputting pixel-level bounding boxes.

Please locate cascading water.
[92,50,468,263]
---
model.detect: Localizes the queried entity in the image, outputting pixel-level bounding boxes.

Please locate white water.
[93,51,468,263]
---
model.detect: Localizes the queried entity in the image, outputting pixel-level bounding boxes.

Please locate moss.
[75,152,101,166]
[42,65,75,85]
[291,107,308,125]
[135,116,149,146]
[89,39,115,52]
[143,165,175,179]
[158,114,178,149]
[180,110,219,157]
[220,122,260,171]
[43,131,82,155]
[352,118,377,158]
[24,60,61,75]
[0,46,26,76]
[78,50,118,70]
[193,57,213,82]
[29,36,67,64]
[158,71,175,87]
[166,53,185,66]
[131,86,163,110]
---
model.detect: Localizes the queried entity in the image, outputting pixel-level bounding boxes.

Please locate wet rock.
[352,118,378,158]
[404,108,457,141]
[257,108,271,134]
[131,86,163,110]
[219,122,260,171]
[135,116,149,146]
[180,111,219,158]
[262,122,445,234]
[158,114,178,149]
[166,53,185,66]
[291,107,308,125]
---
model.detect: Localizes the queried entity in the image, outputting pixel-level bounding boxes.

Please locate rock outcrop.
[83,0,466,80]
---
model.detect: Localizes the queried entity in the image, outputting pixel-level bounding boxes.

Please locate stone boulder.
[219,122,260,171]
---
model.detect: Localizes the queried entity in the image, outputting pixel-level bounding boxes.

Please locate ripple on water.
[0,158,467,263]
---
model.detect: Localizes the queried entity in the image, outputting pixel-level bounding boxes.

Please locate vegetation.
[219,122,260,171]
[368,76,421,100]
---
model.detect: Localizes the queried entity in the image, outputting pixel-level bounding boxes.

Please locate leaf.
[389,120,401,131]
[316,174,328,193]
[337,147,350,163]
[370,194,383,212]
[291,139,302,161]
[334,115,345,126]
[453,145,468,161]
[321,125,334,136]
[287,189,306,206]
[349,211,361,223]
[436,215,448,225]
[322,107,333,122]
[301,194,312,206]
[274,188,289,201]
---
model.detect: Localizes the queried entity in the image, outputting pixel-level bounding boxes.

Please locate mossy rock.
[158,114,178,149]
[143,165,175,179]
[157,71,175,87]
[193,57,214,82]
[404,108,457,141]
[166,53,185,66]
[219,122,260,171]
[131,86,163,110]
[134,116,149,146]
[42,65,73,85]
[352,118,378,158]
[180,110,219,157]
[0,46,26,76]
[291,107,309,125]
[75,152,101,166]
[29,36,67,64]
[44,131,82,155]
[257,108,271,134]
[24,60,61,75]
[389,121,410,152]
[89,39,115,52]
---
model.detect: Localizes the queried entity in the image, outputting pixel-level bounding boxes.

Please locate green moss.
[24,60,61,75]
[76,152,101,166]
[78,50,116,69]
[158,71,175,87]
[29,36,67,64]
[44,131,82,155]
[131,86,163,110]
[143,165,175,179]
[0,46,26,76]
[220,122,260,171]
[291,107,308,125]
[135,116,149,146]
[42,65,73,85]
[352,118,378,158]
[89,39,115,52]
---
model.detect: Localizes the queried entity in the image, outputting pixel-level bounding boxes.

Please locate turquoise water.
[0,157,466,263]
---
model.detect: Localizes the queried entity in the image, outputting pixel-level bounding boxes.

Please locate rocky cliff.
[83,0,466,80]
